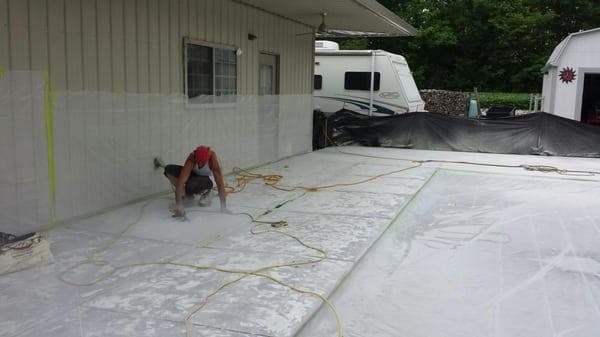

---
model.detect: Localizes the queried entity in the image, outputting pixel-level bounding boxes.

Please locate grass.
[472,92,533,110]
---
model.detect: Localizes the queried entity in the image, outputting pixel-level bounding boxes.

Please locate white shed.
[542,27,600,125]
[0,0,415,234]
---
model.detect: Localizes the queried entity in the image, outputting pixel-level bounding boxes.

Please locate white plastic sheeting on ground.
[2,146,599,337]
[0,71,312,235]
[1,148,433,337]
[298,150,600,337]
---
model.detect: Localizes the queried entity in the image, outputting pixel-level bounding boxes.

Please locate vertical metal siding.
[28,0,50,225]
[0,0,9,70]
[0,0,14,230]
[2,0,313,95]
[0,0,313,230]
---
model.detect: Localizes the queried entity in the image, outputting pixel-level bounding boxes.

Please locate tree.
[334,0,600,92]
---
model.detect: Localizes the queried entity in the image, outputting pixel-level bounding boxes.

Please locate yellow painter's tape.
[44,72,57,224]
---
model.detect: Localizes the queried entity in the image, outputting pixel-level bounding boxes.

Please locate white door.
[393,61,422,106]
[259,53,278,95]
[258,53,279,162]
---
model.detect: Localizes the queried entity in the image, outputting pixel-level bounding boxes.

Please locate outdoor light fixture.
[248,33,257,40]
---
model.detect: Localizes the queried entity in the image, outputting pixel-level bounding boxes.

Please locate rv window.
[344,72,380,91]
[185,40,237,104]
[314,75,323,90]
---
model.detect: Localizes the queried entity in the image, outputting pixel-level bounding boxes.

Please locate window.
[344,72,380,91]
[314,75,323,90]
[185,40,237,104]
[186,44,212,98]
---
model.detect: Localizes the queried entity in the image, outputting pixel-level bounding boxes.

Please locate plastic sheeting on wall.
[318,110,600,157]
[0,71,313,236]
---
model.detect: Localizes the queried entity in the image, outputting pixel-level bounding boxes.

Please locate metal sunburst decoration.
[559,67,576,83]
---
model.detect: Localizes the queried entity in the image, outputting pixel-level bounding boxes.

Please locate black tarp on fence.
[314,110,600,158]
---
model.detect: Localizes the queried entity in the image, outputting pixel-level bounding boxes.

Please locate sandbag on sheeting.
[319,110,600,157]
[0,232,54,275]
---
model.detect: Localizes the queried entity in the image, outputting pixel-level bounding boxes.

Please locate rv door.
[392,61,422,108]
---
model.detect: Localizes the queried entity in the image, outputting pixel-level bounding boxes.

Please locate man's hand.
[170,203,186,218]
[220,201,231,214]
[210,153,229,214]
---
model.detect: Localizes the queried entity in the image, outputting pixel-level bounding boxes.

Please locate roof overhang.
[542,27,600,73]
[235,0,417,37]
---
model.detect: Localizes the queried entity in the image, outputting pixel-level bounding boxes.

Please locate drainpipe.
[369,50,375,117]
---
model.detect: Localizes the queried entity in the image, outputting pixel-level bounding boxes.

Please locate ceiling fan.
[316,12,329,34]
[297,13,344,36]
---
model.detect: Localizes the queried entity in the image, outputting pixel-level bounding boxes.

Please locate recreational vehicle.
[314,40,425,115]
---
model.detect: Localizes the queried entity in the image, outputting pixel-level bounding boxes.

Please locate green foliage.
[340,0,600,93]
[476,92,532,109]
[338,38,369,50]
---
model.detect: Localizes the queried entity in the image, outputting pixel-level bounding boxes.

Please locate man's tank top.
[192,161,213,177]
[191,149,214,182]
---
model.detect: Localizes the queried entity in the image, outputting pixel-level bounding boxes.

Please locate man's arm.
[176,154,195,206]
[208,152,227,210]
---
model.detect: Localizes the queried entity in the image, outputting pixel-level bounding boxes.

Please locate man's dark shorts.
[164,164,213,196]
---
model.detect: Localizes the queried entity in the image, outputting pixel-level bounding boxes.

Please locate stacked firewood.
[419,89,469,116]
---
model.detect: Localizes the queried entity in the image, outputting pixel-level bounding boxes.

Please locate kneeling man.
[164,146,227,217]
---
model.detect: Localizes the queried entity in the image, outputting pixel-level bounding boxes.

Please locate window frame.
[183,37,239,108]
[344,71,381,91]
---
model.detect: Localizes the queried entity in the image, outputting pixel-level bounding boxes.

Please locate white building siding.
[0,0,313,95]
[543,30,600,120]
[0,0,314,234]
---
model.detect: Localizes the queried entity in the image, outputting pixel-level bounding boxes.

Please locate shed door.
[581,73,600,125]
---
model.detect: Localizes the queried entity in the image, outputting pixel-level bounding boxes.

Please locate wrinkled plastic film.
[298,169,600,337]
[0,72,51,236]
[0,71,313,235]
[322,110,600,157]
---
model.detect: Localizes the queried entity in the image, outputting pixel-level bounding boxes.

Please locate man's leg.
[164,165,186,216]
[163,165,194,202]
[186,176,214,206]
[197,188,212,206]
[163,165,183,188]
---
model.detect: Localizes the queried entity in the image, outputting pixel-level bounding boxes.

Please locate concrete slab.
[15,307,255,337]
[297,168,600,337]
[312,174,429,195]
[4,146,600,337]
[81,247,351,336]
[68,197,261,247]
[225,182,304,209]
[125,208,255,247]
[0,228,176,337]
[282,190,410,219]
[209,211,394,261]
[188,258,351,336]
[81,263,239,322]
